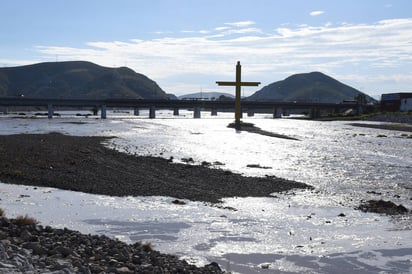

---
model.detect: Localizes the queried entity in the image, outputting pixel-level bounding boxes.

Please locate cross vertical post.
[216,61,260,129]
[235,61,241,124]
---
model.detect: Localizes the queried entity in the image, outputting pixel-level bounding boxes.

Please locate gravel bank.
[348,113,412,132]
[0,216,223,273]
[362,113,412,124]
[0,133,312,204]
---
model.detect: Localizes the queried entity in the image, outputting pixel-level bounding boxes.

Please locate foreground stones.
[0,217,223,274]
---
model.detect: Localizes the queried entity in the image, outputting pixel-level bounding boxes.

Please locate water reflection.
[0,112,411,273]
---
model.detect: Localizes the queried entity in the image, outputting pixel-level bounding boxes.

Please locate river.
[0,110,411,273]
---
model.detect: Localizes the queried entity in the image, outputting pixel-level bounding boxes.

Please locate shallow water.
[0,111,411,273]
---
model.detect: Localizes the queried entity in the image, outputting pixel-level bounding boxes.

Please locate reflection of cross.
[216,61,260,129]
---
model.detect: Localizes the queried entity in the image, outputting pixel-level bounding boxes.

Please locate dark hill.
[178,92,235,100]
[247,72,375,103]
[0,61,168,99]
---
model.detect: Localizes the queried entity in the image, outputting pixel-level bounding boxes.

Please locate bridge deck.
[0,97,358,109]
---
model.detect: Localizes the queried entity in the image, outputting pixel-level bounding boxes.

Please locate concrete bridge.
[0,97,362,119]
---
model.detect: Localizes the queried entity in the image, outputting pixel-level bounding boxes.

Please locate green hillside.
[0,61,168,99]
[247,72,375,103]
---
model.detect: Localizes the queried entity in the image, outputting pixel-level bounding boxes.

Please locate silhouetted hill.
[247,72,375,103]
[0,61,168,99]
[178,92,234,100]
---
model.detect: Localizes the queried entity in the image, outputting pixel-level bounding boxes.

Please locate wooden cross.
[216,61,260,128]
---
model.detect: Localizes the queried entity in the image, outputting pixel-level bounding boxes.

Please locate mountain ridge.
[247,71,375,103]
[0,61,169,99]
[178,92,235,100]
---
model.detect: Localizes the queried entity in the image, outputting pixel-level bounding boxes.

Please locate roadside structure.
[381,93,412,112]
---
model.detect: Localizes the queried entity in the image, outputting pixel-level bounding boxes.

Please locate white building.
[400,97,412,111]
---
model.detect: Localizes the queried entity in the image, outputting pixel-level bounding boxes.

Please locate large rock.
[357,200,409,215]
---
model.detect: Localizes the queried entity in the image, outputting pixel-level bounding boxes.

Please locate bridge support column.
[194,107,201,119]
[211,109,217,116]
[273,107,282,118]
[149,106,156,119]
[133,108,140,116]
[310,108,320,119]
[93,106,98,116]
[101,105,107,119]
[173,108,179,116]
[2,106,8,115]
[47,104,54,119]
[357,104,364,116]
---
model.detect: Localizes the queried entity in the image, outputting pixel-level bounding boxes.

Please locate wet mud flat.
[0,133,312,204]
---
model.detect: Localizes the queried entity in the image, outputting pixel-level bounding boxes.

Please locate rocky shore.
[0,216,223,274]
[362,113,412,124]
[0,133,312,204]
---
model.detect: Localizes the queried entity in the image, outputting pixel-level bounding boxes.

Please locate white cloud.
[33,18,412,95]
[224,21,256,27]
[220,27,263,36]
[215,26,230,31]
[310,10,324,16]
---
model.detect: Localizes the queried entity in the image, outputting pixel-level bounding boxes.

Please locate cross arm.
[216,81,261,86]
[216,81,236,86]
[240,81,261,86]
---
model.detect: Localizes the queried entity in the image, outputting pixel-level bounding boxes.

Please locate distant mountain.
[0,61,168,99]
[178,92,235,100]
[247,72,375,103]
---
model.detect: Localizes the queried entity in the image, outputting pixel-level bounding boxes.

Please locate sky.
[1,0,412,97]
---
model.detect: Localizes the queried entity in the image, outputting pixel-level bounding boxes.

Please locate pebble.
[0,217,224,273]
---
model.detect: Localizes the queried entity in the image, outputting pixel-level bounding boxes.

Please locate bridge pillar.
[101,105,107,119]
[133,108,140,116]
[273,107,282,118]
[310,108,321,119]
[173,107,179,116]
[149,106,156,119]
[194,107,201,118]
[93,106,98,116]
[47,104,54,119]
[357,104,364,116]
[2,106,8,115]
[211,109,218,116]
[247,110,254,117]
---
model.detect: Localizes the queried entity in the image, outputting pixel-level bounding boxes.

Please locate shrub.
[142,242,153,252]
[15,214,38,226]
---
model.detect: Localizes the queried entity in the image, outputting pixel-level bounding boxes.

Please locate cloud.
[310,11,324,16]
[224,21,256,27]
[215,26,230,31]
[33,18,412,95]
